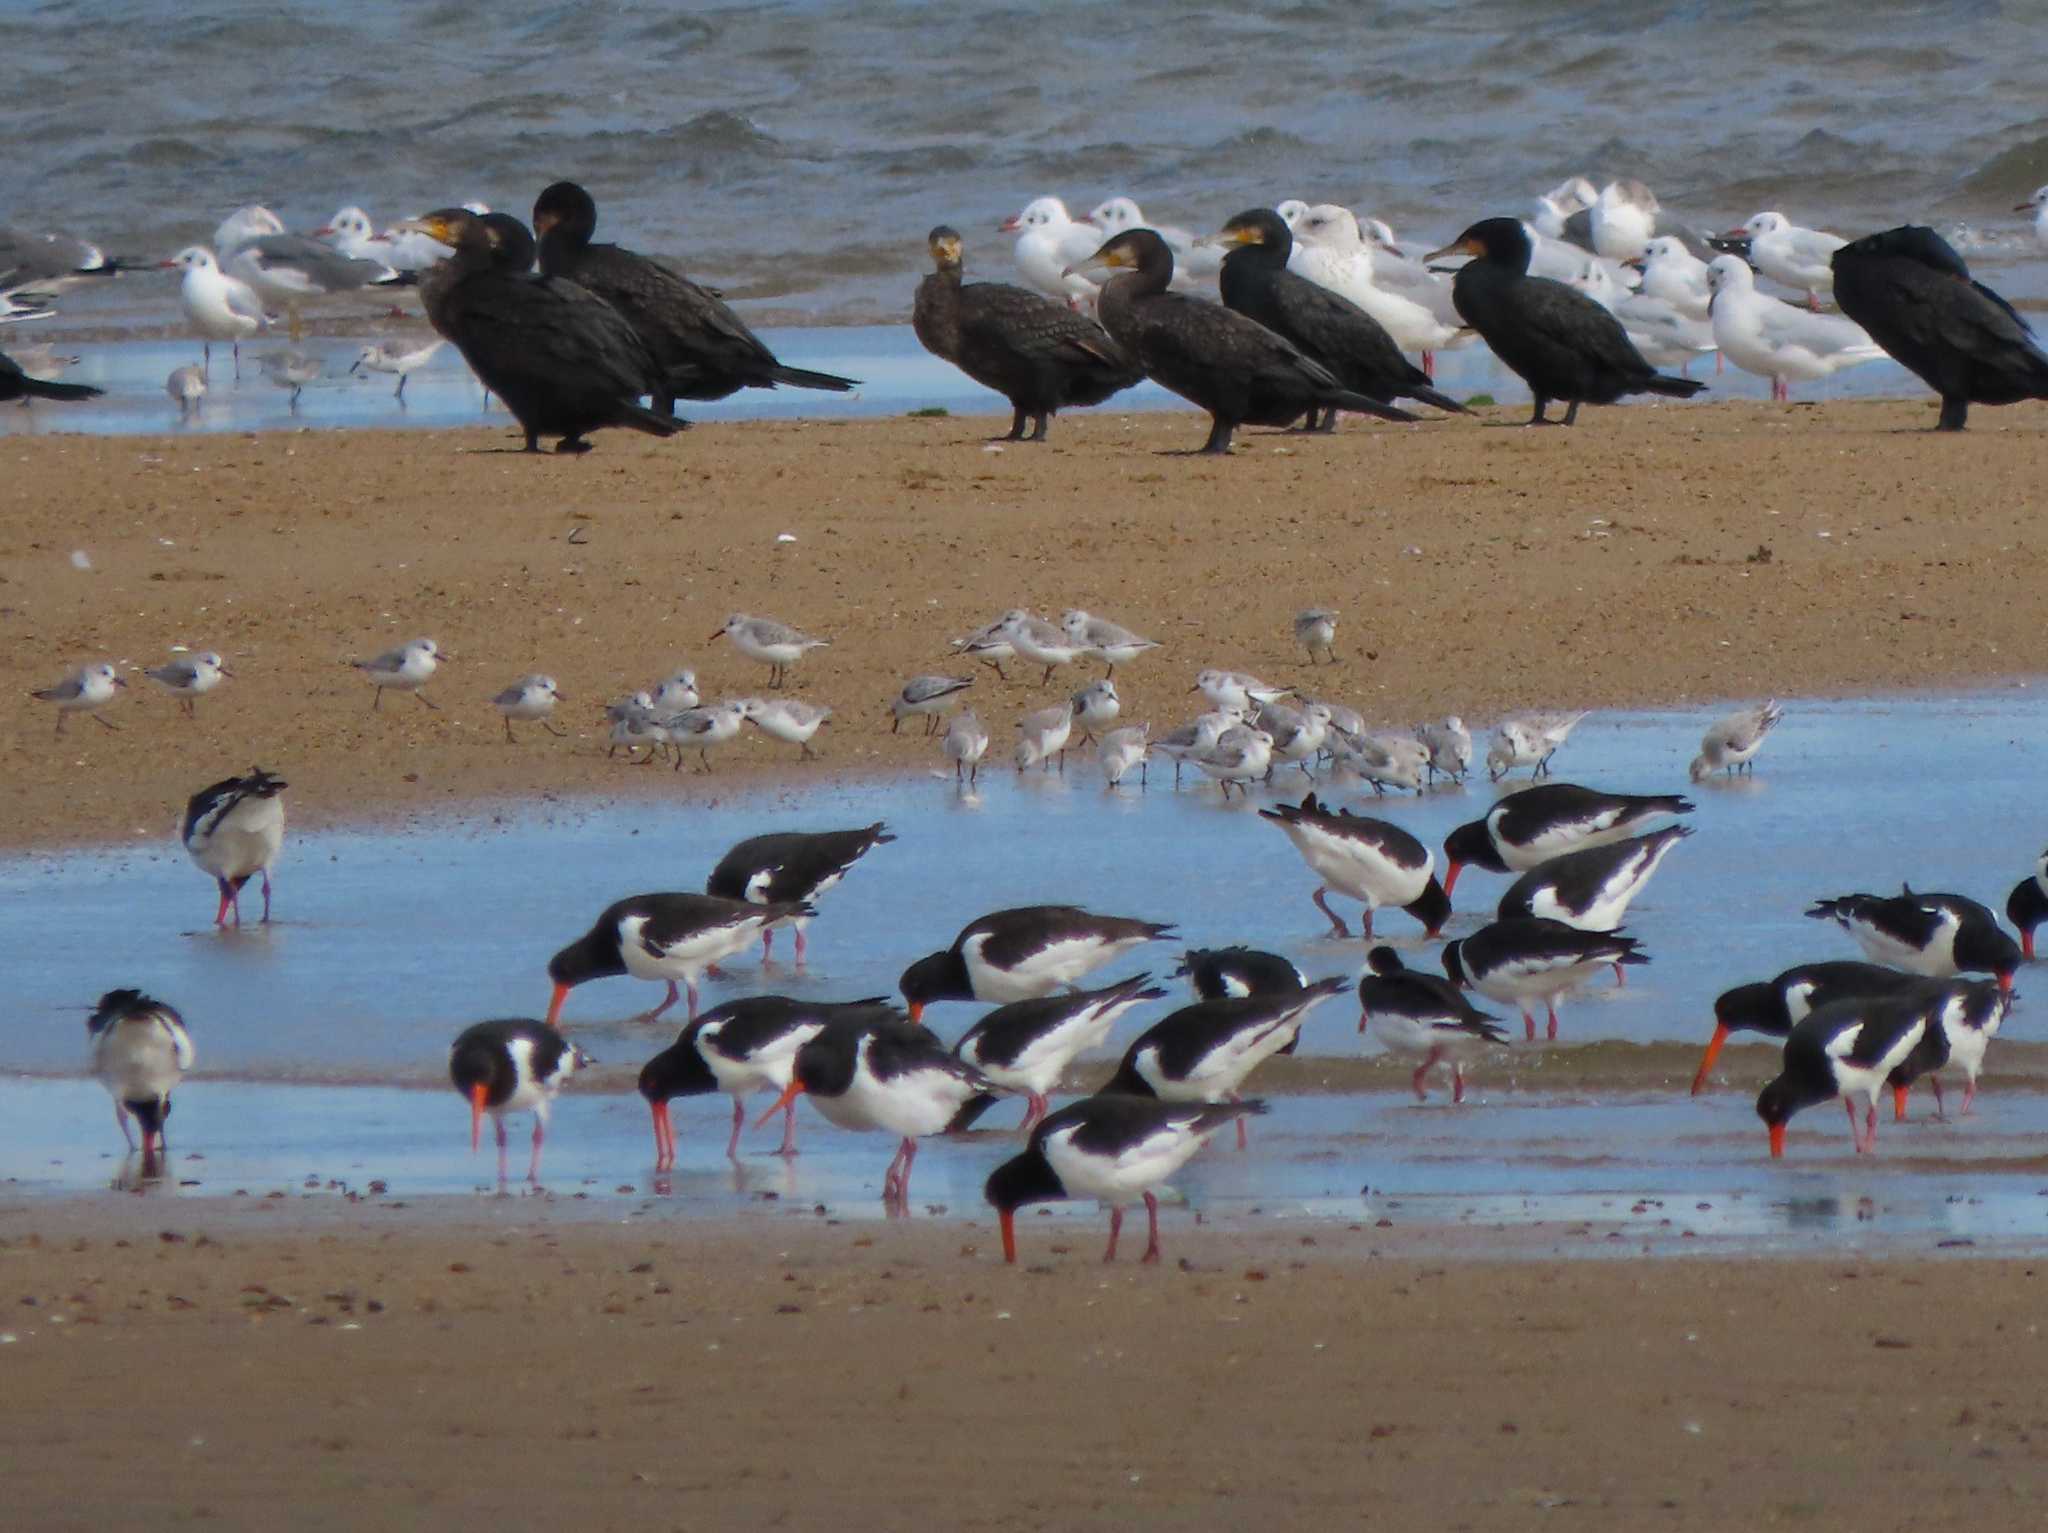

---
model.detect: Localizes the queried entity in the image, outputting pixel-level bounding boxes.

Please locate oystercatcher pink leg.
[1231,1092,1250,1150]
[725,1097,746,1160]
[1546,1002,1560,1042]
[260,869,273,923]
[1104,1206,1124,1262]
[495,1115,510,1182]
[760,929,774,963]
[1522,1009,1538,1043]
[1140,1191,1164,1264]
[113,1101,135,1151]
[1452,1063,1467,1104]
[632,981,682,1024]
[213,880,235,928]
[793,925,808,969]
[775,1097,800,1157]
[1412,1046,1443,1102]
[1960,1079,1977,1116]
[1928,1075,1947,1120]
[1022,1091,1049,1134]
[1612,961,1626,988]
[528,1117,545,1182]
[1311,886,1350,937]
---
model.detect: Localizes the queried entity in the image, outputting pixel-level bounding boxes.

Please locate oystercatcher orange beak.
[1442,861,1463,900]
[1892,1083,1911,1122]
[469,1082,488,1151]
[1768,1122,1786,1159]
[1999,971,2015,993]
[545,982,570,1027]
[1690,1023,1731,1096]
[649,1100,674,1167]
[1000,1208,1018,1264]
[906,1001,924,1025]
[2025,931,2036,961]
[754,1079,804,1131]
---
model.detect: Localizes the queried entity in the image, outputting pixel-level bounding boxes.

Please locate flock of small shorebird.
[62,588,2048,1263]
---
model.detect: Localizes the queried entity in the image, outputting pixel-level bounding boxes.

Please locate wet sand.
[4,398,2042,851]
[3,1212,2038,1530]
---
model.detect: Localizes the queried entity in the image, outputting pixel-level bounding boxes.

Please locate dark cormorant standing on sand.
[401,207,679,454]
[1212,207,1468,429]
[1424,217,1705,425]
[912,225,1141,441]
[1831,225,2048,431]
[531,181,857,416]
[1067,229,1417,454]
[0,349,102,405]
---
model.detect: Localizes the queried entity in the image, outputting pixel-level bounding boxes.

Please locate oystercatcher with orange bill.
[898,905,1176,1022]
[704,822,895,965]
[448,1019,593,1182]
[1358,948,1510,1102]
[1691,960,1930,1095]
[546,893,814,1025]
[182,766,287,927]
[1258,792,1449,939]
[1902,979,2012,1121]
[1440,783,1691,896]
[757,1021,1000,1208]
[89,988,193,1166]
[1442,918,1649,1041]
[2005,853,2048,962]
[1497,825,1691,933]
[636,997,903,1166]
[1101,978,1347,1147]
[1805,886,2020,988]
[1755,993,1931,1158]
[954,974,1165,1131]
[1173,946,1306,1000]
[985,1095,1264,1264]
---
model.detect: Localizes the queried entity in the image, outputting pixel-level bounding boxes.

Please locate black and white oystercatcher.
[1497,825,1691,932]
[1692,960,1930,1095]
[898,906,1177,1021]
[182,767,287,927]
[448,1019,594,1182]
[546,893,815,1025]
[954,974,1166,1130]
[703,822,895,965]
[88,988,193,1165]
[1805,886,2020,988]
[1259,792,1449,939]
[756,1022,999,1208]
[636,997,903,1166]
[1906,979,2012,1120]
[1756,987,1966,1157]
[1442,918,1649,1041]
[1358,948,1510,1102]
[1101,978,1348,1146]
[1440,783,1692,895]
[2005,853,2048,961]
[1173,946,1307,1000]
[985,1094,1265,1264]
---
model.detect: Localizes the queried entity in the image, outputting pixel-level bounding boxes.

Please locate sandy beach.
[4,398,2040,850]
[3,1210,2039,1530]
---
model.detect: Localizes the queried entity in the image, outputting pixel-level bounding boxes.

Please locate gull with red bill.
[448,1019,593,1182]
[985,1094,1263,1265]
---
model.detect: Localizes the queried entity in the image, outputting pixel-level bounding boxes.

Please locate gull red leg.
[1141,1191,1163,1264]
[1104,1205,1123,1262]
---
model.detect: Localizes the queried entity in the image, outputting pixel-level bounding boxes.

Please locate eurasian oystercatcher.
[88,988,193,1165]
[182,766,288,927]
[1805,886,2020,988]
[757,1021,999,1207]
[1173,946,1307,1000]
[1497,825,1692,932]
[545,893,815,1025]
[1101,978,1348,1146]
[1755,992,1930,1157]
[1441,917,1648,1041]
[637,997,902,1166]
[1441,783,1694,894]
[1358,948,1510,1102]
[448,1019,594,1182]
[898,906,1177,1022]
[953,974,1166,1130]
[704,822,895,965]
[2005,852,2048,961]
[1690,700,1784,781]
[1902,978,2012,1120]
[985,1094,1265,1264]
[1259,792,1449,939]
[1691,960,1929,1095]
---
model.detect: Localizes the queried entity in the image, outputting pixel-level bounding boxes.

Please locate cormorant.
[911,225,1141,441]
[1423,217,1705,425]
[0,349,101,405]
[400,207,679,454]
[1066,228,1417,454]
[531,181,856,415]
[1211,207,1468,428]
[1831,225,2048,431]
